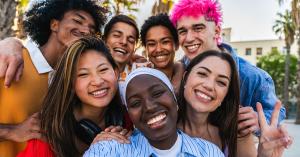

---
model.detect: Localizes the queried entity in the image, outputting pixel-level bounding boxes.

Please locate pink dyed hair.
[170,0,222,27]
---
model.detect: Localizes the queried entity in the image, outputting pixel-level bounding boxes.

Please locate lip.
[89,87,109,98]
[152,54,170,62]
[194,89,214,103]
[184,43,201,53]
[113,47,128,55]
[144,110,168,130]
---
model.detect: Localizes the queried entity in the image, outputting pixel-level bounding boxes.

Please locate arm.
[238,106,259,137]
[0,37,24,87]
[257,101,292,157]
[237,134,257,157]
[0,113,41,142]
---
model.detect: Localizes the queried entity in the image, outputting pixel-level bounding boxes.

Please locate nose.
[79,25,91,36]
[185,30,195,43]
[156,43,163,53]
[119,36,127,46]
[144,97,157,113]
[202,78,214,91]
[90,75,104,86]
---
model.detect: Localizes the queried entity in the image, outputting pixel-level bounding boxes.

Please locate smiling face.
[105,22,137,68]
[126,74,177,148]
[145,26,176,69]
[184,56,231,113]
[74,50,118,109]
[177,16,220,60]
[51,10,96,47]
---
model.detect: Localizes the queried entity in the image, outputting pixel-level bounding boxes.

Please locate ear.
[50,19,59,32]
[214,25,221,42]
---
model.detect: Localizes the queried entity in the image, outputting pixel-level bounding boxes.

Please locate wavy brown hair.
[178,50,239,157]
[40,36,124,157]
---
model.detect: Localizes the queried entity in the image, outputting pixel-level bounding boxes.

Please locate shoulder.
[83,140,123,157]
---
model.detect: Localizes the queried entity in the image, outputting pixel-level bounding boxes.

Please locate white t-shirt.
[152,133,182,157]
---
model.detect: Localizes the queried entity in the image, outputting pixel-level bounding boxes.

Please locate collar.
[24,39,53,74]
[131,129,200,157]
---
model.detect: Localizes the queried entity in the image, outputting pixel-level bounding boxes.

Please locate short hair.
[23,0,107,46]
[103,14,139,42]
[170,0,222,27]
[140,13,179,48]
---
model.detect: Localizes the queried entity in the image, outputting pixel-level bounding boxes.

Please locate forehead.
[77,50,107,67]
[110,22,137,36]
[192,56,231,77]
[126,75,168,95]
[176,15,214,28]
[63,10,95,24]
[146,26,173,40]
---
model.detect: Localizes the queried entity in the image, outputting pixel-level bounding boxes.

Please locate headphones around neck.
[75,119,102,145]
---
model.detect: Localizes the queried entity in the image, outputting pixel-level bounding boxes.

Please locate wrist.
[0,124,16,141]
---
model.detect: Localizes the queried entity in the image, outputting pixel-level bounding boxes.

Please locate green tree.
[103,0,144,18]
[257,50,298,117]
[151,0,174,15]
[0,0,29,39]
[278,0,300,124]
[273,10,295,117]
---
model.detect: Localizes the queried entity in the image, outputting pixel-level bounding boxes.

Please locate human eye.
[98,67,109,73]
[152,90,164,98]
[73,19,83,25]
[177,29,187,36]
[128,100,141,108]
[217,80,228,87]
[162,39,171,45]
[146,42,156,47]
[194,25,205,32]
[77,72,88,77]
[197,71,207,77]
[128,37,136,44]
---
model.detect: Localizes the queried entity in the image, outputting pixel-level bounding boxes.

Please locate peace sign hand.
[257,101,293,157]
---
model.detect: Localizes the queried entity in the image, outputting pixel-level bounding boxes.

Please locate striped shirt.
[83,129,224,157]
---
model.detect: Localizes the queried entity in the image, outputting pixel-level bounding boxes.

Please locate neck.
[74,104,106,128]
[182,106,210,136]
[40,36,66,68]
[117,62,127,73]
[149,130,178,150]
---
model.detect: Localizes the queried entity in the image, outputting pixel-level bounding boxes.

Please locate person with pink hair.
[170,0,287,156]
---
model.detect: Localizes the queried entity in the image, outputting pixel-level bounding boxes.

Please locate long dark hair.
[40,36,124,157]
[178,50,239,157]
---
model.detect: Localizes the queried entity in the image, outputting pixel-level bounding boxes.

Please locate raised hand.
[257,101,293,157]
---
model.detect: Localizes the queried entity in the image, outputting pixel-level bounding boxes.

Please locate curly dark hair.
[140,13,179,47]
[103,14,139,42]
[23,0,107,46]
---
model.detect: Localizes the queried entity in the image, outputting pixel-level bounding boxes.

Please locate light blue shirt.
[84,129,224,157]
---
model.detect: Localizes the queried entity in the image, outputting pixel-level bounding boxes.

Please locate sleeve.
[83,141,119,157]
[253,74,286,124]
[17,139,55,157]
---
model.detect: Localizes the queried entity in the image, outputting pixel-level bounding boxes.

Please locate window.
[271,47,278,52]
[245,48,251,56]
[256,47,262,55]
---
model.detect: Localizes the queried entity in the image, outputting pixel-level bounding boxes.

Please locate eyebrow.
[127,84,163,101]
[197,66,230,81]
[177,23,205,31]
[75,12,96,30]
[78,63,107,71]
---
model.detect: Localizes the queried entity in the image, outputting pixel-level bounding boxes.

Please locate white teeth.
[186,44,200,51]
[155,55,167,61]
[147,113,166,125]
[92,89,107,97]
[196,91,212,100]
[114,48,127,54]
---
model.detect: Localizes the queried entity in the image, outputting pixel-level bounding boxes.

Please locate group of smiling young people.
[0,0,292,157]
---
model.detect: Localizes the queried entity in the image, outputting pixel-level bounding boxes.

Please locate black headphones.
[75,119,102,145]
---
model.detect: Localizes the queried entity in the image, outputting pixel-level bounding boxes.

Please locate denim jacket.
[182,43,286,124]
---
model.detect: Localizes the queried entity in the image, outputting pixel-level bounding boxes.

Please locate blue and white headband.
[120,67,177,107]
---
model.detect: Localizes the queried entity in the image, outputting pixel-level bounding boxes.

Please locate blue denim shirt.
[182,43,286,124]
